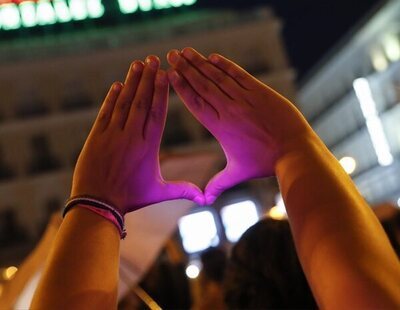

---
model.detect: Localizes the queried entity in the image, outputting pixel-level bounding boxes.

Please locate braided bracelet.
[63,196,127,239]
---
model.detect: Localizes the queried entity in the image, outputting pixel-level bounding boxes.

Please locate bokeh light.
[185,264,200,279]
[3,266,18,280]
[339,156,357,175]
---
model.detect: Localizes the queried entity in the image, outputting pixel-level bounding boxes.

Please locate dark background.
[0,0,383,80]
[201,0,383,80]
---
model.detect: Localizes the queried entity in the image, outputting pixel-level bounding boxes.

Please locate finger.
[165,181,205,205]
[144,70,169,142]
[167,49,233,111]
[204,167,239,205]
[208,53,263,90]
[181,47,246,99]
[92,82,123,133]
[126,56,160,135]
[110,61,144,129]
[168,69,219,130]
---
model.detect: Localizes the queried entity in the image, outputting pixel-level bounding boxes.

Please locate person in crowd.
[373,202,400,257]
[224,218,317,309]
[31,49,400,309]
[0,213,61,308]
[137,238,191,309]
[192,247,227,310]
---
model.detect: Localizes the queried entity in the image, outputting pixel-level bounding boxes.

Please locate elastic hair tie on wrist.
[63,196,127,239]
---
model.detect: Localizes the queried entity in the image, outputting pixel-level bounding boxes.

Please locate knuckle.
[150,107,163,120]
[179,188,189,198]
[191,56,204,67]
[231,71,244,82]
[186,93,203,110]
[176,57,189,72]
[97,110,108,121]
[135,99,148,110]
[199,81,210,93]
[155,78,166,88]
[193,95,205,108]
[226,67,243,81]
[213,71,227,84]
[173,75,185,88]
[117,100,130,111]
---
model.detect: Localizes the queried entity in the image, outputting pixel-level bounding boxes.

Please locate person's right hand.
[71,56,203,214]
[167,48,316,204]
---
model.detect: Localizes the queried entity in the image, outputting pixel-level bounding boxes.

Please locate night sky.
[198,0,383,81]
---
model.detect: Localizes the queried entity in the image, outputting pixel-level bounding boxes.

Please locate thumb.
[204,167,239,205]
[165,181,205,205]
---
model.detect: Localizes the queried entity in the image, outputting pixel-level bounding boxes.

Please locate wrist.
[63,197,127,239]
[276,129,324,168]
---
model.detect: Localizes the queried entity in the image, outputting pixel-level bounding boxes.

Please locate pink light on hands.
[71,56,204,214]
[168,48,314,204]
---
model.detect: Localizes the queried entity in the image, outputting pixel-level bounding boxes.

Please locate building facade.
[298,0,400,206]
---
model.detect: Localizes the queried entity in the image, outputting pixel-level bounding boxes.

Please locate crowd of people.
[4,47,400,308]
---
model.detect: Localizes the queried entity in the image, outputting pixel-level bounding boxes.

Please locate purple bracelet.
[63,197,127,239]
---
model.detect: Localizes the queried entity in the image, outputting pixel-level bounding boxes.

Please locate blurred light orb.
[383,34,400,62]
[397,198,400,207]
[185,264,200,279]
[339,156,357,175]
[268,206,286,220]
[3,266,18,280]
[371,48,388,71]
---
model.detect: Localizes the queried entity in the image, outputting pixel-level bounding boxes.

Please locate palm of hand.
[167,48,311,204]
[71,57,203,214]
[73,50,311,211]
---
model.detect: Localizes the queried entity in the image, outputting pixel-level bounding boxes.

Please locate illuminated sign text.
[0,0,197,30]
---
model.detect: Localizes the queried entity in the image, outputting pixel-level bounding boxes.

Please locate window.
[220,200,259,242]
[162,109,191,147]
[0,209,27,247]
[15,98,49,119]
[178,210,219,254]
[27,135,61,175]
[61,93,93,111]
[0,146,15,181]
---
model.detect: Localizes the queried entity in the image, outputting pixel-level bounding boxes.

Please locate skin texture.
[70,56,203,213]
[31,50,400,309]
[166,48,313,204]
[167,48,400,308]
[31,56,202,309]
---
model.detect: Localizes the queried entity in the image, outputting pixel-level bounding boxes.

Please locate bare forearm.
[31,208,120,310]
[0,215,61,308]
[276,134,400,308]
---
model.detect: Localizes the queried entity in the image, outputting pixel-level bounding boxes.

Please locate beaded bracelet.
[63,196,127,239]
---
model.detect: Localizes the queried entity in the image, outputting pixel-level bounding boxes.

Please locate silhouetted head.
[200,247,227,283]
[373,202,400,257]
[224,218,317,309]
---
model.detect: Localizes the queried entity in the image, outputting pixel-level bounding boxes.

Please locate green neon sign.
[0,0,197,31]
[118,0,196,13]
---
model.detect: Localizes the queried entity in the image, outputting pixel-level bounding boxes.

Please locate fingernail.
[209,54,219,64]
[145,56,159,70]
[112,82,122,91]
[131,62,141,71]
[182,47,194,59]
[168,51,180,65]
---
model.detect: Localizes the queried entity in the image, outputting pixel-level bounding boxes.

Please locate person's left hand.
[71,56,204,214]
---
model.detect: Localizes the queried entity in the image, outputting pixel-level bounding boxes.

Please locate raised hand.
[167,48,314,204]
[71,56,204,214]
